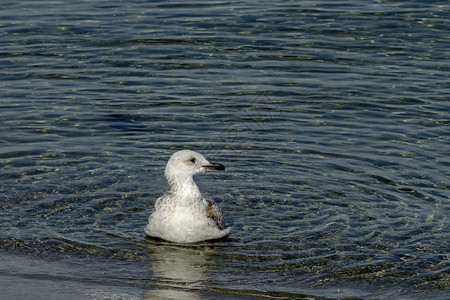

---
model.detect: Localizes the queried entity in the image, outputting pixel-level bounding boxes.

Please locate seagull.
[145,150,230,243]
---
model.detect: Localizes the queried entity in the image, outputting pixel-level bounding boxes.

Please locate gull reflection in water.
[141,238,225,300]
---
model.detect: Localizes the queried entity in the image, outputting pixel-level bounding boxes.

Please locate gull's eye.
[190,157,196,164]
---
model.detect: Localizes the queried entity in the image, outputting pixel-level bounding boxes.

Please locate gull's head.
[164,150,225,181]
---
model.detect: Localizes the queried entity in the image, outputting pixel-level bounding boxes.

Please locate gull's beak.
[202,162,225,171]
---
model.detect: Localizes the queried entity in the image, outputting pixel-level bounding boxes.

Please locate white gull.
[145,150,230,243]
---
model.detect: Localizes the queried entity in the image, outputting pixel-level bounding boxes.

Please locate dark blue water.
[1,1,449,299]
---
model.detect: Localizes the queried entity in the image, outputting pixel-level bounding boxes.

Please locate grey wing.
[203,195,225,230]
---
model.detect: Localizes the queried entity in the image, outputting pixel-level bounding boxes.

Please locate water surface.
[0,0,449,299]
